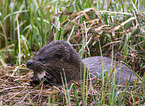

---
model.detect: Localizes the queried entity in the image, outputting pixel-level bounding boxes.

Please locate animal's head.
[26,40,82,85]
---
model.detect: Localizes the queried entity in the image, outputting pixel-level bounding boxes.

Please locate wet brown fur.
[27,40,84,86]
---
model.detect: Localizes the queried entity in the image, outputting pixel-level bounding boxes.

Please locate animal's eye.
[37,57,48,63]
[54,54,63,59]
[38,58,43,62]
[57,55,62,59]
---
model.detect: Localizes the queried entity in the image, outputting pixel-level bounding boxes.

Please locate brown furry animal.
[27,40,141,86]
[27,40,84,86]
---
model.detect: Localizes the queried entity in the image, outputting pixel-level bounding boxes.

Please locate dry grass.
[0,65,144,105]
[0,66,63,105]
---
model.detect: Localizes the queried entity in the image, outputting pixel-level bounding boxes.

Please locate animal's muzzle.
[27,60,33,68]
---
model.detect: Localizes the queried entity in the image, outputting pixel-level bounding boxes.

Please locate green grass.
[0,0,145,105]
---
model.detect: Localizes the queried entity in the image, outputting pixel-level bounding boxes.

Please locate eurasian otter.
[27,40,84,86]
[27,40,141,86]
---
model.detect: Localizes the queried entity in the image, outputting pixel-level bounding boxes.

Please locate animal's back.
[82,56,140,84]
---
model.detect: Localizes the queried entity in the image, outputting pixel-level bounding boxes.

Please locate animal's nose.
[27,60,33,68]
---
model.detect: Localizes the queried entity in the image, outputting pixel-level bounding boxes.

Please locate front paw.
[30,74,54,87]
[43,75,54,86]
[30,77,40,87]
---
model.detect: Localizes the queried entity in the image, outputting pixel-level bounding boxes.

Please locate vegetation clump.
[0,0,144,105]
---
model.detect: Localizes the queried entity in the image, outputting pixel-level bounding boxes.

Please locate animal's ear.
[53,46,70,61]
[54,49,64,59]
